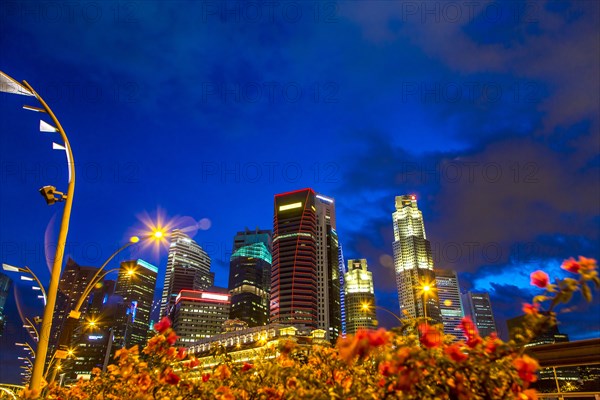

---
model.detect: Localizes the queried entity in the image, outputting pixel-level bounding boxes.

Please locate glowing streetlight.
[1,70,76,392]
[361,302,400,325]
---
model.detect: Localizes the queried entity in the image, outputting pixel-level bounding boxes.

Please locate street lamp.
[416,281,435,325]
[1,70,76,393]
[2,264,47,305]
[48,232,162,383]
[361,302,401,325]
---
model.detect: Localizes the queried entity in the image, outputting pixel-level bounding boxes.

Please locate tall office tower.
[461,292,497,338]
[228,228,272,327]
[344,259,377,335]
[392,195,442,323]
[434,269,465,340]
[49,258,99,359]
[113,259,158,349]
[338,244,347,335]
[314,193,342,342]
[172,288,230,344]
[270,189,341,342]
[0,272,11,336]
[161,229,213,316]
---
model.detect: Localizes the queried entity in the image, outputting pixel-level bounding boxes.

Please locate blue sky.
[1,0,599,384]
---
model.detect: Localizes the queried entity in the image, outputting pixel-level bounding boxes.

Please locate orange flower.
[215,386,236,400]
[214,364,231,380]
[154,317,171,333]
[137,372,153,392]
[418,323,442,348]
[522,303,540,315]
[561,258,580,274]
[513,355,539,383]
[518,389,538,399]
[445,343,468,362]
[177,347,187,360]
[530,270,549,288]
[166,330,178,345]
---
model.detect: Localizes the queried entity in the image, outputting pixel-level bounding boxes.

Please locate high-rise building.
[344,259,377,335]
[49,258,99,360]
[113,259,158,349]
[461,292,497,338]
[173,288,230,344]
[0,272,11,336]
[270,189,342,342]
[228,228,272,327]
[434,269,465,340]
[392,195,442,323]
[161,230,213,317]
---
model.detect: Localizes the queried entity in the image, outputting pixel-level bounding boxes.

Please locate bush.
[25,257,598,400]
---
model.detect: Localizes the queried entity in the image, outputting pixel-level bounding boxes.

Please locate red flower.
[522,303,540,315]
[485,333,500,354]
[445,343,468,362]
[530,270,549,288]
[367,328,389,347]
[418,323,442,348]
[166,330,178,345]
[241,362,254,372]
[513,355,539,383]
[164,371,180,385]
[154,317,171,333]
[459,317,482,347]
[561,258,580,274]
[177,347,187,360]
[202,373,211,382]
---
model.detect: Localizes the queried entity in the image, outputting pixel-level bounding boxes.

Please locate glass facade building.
[434,269,465,340]
[344,259,377,334]
[392,195,442,323]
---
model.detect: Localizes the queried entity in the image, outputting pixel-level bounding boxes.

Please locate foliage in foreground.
[23,257,598,400]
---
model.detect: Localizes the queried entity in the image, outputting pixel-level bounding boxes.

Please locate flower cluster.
[30,257,597,400]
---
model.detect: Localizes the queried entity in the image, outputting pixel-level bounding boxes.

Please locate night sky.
[1,0,599,385]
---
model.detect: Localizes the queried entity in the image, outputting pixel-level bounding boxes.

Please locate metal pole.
[23,81,76,393]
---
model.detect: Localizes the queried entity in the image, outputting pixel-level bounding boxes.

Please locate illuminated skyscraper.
[434,269,465,340]
[270,189,341,342]
[161,230,213,316]
[228,228,272,327]
[392,195,442,323]
[344,259,377,334]
[113,259,158,349]
[462,292,497,337]
[0,272,11,336]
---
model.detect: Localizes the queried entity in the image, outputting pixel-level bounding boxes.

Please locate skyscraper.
[228,228,272,327]
[461,292,497,338]
[392,195,442,323]
[270,188,342,342]
[344,259,377,335]
[161,230,212,316]
[113,259,158,349]
[49,258,99,360]
[0,272,11,336]
[434,269,465,340]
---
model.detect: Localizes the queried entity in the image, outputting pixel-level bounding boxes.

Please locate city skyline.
[1,0,598,386]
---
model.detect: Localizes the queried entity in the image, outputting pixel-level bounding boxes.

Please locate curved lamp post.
[49,231,163,383]
[1,70,76,392]
[361,302,402,325]
[2,264,48,305]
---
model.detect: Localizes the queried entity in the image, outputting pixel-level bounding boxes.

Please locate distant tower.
[0,272,11,336]
[270,189,341,342]
[161,230,212,316]
[344,259,377,334]
[172,288,230,344]
[392,195,442,323]
[461,292,497,337]
[228,228,272,327]
[113,259,158,349]
[434,269,465,340]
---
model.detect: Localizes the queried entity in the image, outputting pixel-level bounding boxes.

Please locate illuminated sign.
[279,202,302,211]
[316,194,333,203]
[88,335,104,341]
[202,293,229,301]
